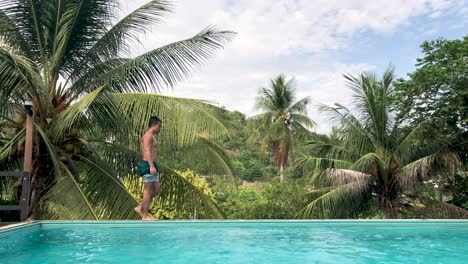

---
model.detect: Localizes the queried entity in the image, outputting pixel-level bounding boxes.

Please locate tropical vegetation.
[250,74,315,182]
[294,66,465,219]
[0,0,466,221]
[0,0,235,220]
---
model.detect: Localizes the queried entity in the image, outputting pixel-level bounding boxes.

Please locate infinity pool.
[1,220,467,263]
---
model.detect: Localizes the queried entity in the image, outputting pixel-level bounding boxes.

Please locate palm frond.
[412,201,468,219]
[328,169,372,186]
[68,58,128,99]
[84,135,231,219]
[34,124,93,219]
[0,0,46,64]
[84,139,140,178]
[344,67,396,148]
[0,9,31,55]
[287,97,310,114]
[187,136,234,177]
[391,122,424,164]
[297,180,371,219]
[40,162,99,220]
[48,85,107,142]
[0,128,25,161]
[318,103,373,156]
[344,72,380,133]
[34,124,62,177]
[67,0,172,81]
[290,113,315,131]
[51,0,118,74]
[0,46,46,110]
[156,164,225,219]
[396,152,460,190]
[350,152,386,175]
[110,93,231,148]
[75,155,140,220]
[255,87,276,111]
[95,27,236,93]
[294,156,352,177]
[84,126,234,181]
[300,132,350,156]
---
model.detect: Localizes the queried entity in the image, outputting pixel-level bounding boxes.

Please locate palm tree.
[295,67,466,219]
[251,74,315,183]
[0,0,235,220]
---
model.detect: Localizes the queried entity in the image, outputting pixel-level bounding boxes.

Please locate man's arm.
[142,133,157,175]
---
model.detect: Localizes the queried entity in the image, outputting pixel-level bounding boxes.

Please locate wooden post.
[22,101,33,220]
[23,112,33,173]
[19,171,30,221]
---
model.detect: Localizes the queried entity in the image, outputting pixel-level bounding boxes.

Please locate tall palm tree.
[251,74,315,183]
[0,0,235,220]
[295,67,466,219]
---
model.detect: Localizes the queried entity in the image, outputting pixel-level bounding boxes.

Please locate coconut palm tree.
[0,0,235,220]
[295,67,467,219]
[251,74,315,183]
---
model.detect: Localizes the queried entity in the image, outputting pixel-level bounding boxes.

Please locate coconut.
[64,143,74,152]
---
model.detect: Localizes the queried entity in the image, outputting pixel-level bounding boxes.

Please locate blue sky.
[340,11,466,77]
[122,0,467,132]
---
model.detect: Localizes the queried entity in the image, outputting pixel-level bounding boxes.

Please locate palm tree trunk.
[28,161,46,219]
[28,145,55,219]
[381,196,399,219]
[279,164,284,183]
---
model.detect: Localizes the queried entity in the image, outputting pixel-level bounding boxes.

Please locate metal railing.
[0,171,30,221]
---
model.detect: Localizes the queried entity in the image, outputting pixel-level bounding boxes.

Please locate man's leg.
[140,182,156,220]
[152,181,160,198]
[134,182,147,218]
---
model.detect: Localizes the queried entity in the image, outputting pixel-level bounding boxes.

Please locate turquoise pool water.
[0,220,467,263]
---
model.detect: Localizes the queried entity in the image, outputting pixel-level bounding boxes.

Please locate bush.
[217,179,308,219]
[124,169,215,219]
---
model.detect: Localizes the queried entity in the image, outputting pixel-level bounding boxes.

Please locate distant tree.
[251,74,315,182]
[295,67,466,219]
[394,36,468,164]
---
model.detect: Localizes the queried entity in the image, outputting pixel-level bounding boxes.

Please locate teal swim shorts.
[138,161,160,183]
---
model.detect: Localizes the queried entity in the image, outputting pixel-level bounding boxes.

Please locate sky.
[120,0,467,133]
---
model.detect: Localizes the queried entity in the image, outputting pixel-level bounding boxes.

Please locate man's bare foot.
[134,205,143,218]
[142,216,158,221]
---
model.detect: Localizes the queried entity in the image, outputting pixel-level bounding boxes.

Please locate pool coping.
[0,221,39,236]
[1,219,467,238]
[2,219,468,226]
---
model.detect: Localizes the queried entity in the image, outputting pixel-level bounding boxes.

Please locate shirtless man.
[135,116,162,220]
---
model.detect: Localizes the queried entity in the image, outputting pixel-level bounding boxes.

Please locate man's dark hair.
[149,116,162,128]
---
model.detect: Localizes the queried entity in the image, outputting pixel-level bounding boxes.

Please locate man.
[135,116,162,220]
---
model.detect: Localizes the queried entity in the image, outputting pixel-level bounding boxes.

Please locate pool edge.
[1,219,467,232]
[0,221,40,237]
[35,219,468,228]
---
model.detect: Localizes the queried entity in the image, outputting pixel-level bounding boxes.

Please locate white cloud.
[119,0,461,132]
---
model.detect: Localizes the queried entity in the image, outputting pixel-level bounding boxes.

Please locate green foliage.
[449,173,468,210]
[216,180,308,219]
[124,169,219,219]
[394,36,468,163]
[294,66,466,219]
[221,187,266,219]
[250,74,316,182]
[393,36,468,217]
[0,0,234,220]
